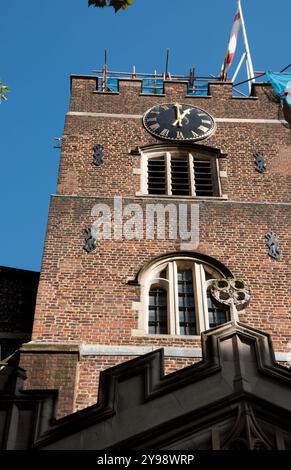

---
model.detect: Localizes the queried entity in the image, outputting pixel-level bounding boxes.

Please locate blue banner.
[266,71,291,107]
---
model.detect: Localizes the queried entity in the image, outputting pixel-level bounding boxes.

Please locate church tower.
[19,71,291,420]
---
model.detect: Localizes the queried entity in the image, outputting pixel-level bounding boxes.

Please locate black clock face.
[143,103,215,141]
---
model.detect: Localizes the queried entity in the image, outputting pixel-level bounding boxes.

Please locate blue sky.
[0,0,289,272]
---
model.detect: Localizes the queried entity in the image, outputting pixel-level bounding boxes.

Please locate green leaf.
[0,80,10,102]
[88,0,107,7]
[88,0,134,12]
[109,0,122,12]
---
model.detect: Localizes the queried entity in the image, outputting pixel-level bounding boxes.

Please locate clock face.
[143,103,215,141]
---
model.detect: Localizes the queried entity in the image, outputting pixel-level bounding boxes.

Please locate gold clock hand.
[180,108,191,121]
[173,103,182,127]
[172,107,191,127]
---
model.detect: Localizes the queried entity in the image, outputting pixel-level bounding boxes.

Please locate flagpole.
[236,0,255,92]
[231,52,246,82]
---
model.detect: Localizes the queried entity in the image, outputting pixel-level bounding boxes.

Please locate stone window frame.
[132,252,232,338]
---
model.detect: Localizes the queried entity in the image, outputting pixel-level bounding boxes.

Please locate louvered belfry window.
[147,150,219,197]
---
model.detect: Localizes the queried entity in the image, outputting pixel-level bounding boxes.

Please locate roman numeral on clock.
[176,131,184,139]
[198,125,209,133]
[149,123,160,131]
[160,128,170,137]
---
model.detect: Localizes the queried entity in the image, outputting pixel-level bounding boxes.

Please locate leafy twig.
[88,0,134,13]
[0,80,10,103]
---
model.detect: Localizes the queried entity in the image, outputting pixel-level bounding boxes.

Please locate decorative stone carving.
[93,144,104,166]
[223,403,272,450]
[265,231,281,260]
[84,227,97,253]
[208,278,251,321]
[254,151,266,174]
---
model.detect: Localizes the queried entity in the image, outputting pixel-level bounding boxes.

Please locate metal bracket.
[254,151,266,174]
[84,227,97,253]
[265,232,281,260]
[93,144,104,166]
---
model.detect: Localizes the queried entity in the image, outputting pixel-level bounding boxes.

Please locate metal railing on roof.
[92,50,291,98]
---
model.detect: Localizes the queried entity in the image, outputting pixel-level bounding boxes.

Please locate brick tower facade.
[19,75,291,419]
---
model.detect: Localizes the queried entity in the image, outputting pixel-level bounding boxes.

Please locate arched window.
[136,254,230,336]
[138,145,222,198]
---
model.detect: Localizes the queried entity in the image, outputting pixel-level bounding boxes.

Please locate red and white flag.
[220,5,241,80]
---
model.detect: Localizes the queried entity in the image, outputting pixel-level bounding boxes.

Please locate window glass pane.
[159,269,167,279]
[204,271,229,327]
[188,309,195,321]
[177,269,197,335]
[177,271,183,281]
[159,294,167,306]
[149,308,156,321]
[187,296,194,307]
[207,290,228,328]
[188,325,196,335]
[148,287,168,334]
[180,325,186,335]
[186,283,194,293]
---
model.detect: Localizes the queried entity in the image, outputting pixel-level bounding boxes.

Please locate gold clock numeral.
[160,105,170,111]
[191,130,199,138]
[176,131,184,139]
[201,119,211,125]
[160,128,170,137]
[149,123,160,131]
[147,117,157,123]
[198,125,209,133]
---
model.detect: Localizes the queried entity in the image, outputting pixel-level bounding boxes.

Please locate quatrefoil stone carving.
[208,278,251,322]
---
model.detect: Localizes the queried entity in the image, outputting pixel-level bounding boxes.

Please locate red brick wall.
[69,77,280,119]
[21,76,291,416]
[31,197,290,349]
[20,352,78,419]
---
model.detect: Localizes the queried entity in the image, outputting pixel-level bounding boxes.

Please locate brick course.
[20,351,78,419]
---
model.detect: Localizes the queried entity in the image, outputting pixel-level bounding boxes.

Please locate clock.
[143,103,215,142]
